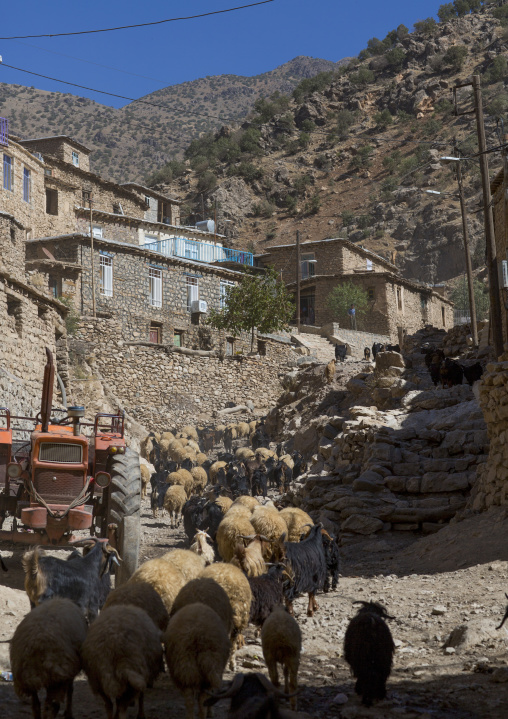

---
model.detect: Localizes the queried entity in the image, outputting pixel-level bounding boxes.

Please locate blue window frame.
[3,154,13,191]
[23,167,30,203]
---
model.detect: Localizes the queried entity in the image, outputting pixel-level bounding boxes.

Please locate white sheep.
[163,484,187,528]
[190,530,215,566]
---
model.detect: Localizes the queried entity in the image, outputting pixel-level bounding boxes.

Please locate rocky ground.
[2,497,508,718]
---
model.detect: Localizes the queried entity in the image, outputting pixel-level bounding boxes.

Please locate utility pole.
[296,230,301,333]
[454,141,478,346]
[472,74,503,356]
[89,195,96,319]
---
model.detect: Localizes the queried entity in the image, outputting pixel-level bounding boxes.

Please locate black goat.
[182,496,209,544]
[251,467,268,498]
[291,452,307,481]
[462,362,483,386]
[252,424,270,450]
[205,672,294,719]
[334,344,347,362]
[271,523,327,617]
[248,565,285,628]
[372,342,385,359]
[0,554,7,572]
[224,426,235,454]
[199,427,215,454]
[150,470,169,517]
[440,357,463,387]
[364,347,371,360]
[385,343,400,352]
[322,530,340,593]
[344,601,395,707]
[21,539,119,622]
[424,348,445,386]
[273,462,292,495]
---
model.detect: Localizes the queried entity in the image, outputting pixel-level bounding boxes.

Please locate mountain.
[158,7,506,286]
[0,56,347,183]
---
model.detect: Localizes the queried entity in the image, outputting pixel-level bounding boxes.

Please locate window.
[23,167,30,203]
[82,190,91,205]
[220,280,235,309]
[441,305,446,327]
[174,330,183,347]
[144,234,158,247]
[46,189,58,215]
[396,287,403,311]
[226,338,234,356]
[301,253,316,280]
[144,195,151,206]
[366,259,373,271]
[92,225,103,239]
[420,295,428,310]
[184,240,199,260]
[72,151,79,167]
[149,268,162,308]
[49,276,60,298]
[3,154,13,191]
[149,323,162,344]
[186,276,199,312]
[367,287,375,301]
[100,254,113,297]
[44,168,53,177]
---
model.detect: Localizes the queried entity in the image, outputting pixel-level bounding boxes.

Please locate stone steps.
[291,333,337,363]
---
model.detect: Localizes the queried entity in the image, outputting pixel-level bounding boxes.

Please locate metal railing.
[0,118,8,147]
[143,236,253,266]
[454,309,471,326]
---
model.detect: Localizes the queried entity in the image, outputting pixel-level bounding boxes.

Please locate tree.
[350,68,375,87]
[326,281,369,328]
[450,277,490,319]
[207,268,295,352]
[374,109,393,129]
[413,17,438,35]
[443,45,468,70]
[385,47,407,70]
[484,55,508,84]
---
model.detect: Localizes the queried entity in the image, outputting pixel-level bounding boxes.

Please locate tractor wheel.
[106,448,141,586]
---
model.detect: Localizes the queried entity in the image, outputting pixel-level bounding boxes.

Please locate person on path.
[348,304,357,330]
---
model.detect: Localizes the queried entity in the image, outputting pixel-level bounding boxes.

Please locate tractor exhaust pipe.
[40,348,55,433]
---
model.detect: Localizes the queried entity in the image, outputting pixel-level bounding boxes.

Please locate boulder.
[341,514,384,534]
[444,618,500,650]
[375,351,405,370]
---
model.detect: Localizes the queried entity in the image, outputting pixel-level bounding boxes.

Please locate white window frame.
[149,268,162,308]
[220,280,235,309]
[23,167,31,203]
[72,151,79,167]
[366,259,373,271]
[3,154,13,192]
[100,255,113,297]
[301,253,316,280]
[186,276,199,312]
[184,240,199,261]
[93,225,103,239]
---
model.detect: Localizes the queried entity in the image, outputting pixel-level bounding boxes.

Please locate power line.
[0,1,275,40]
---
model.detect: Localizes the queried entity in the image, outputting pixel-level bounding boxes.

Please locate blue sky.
[0,0,445,107]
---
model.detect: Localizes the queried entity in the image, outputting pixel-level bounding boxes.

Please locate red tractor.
[0,348,141,584]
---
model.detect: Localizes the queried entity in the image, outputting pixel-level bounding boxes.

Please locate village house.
[259,237,453,341]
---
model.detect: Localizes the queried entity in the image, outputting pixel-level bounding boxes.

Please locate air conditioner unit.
[500,260,508,289]
[191,300,207,313]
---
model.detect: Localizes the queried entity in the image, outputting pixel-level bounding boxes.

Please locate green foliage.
[443,45,468,70]
[252,92,290,123]
[300,119,316,132]
[373,109,393,129]
[304,194,321,215]
[341,210,355,227]
[413,17,438,35]
[435,98,454,114]
[298,132,311,149]
[350,145,373,169]
[357,214,373,229]
[438,3,456,21]
[350,67,375,87]
[421,117,443,137]
[292,71,338,103]
[197,171,217,194]
[385,47,407,70]
[239,127,262,155]
[277,113,295,132]
[293,174,312,195]
[228,162,264,184]
[450,276,490,318]
[252,199,276,218]
[326,280,369,327]
[58,296,80,336]
[396,24,409,40]
[397,109,413,123]
[486,94,508,119]
[314,153,331,170]
[336,109,356,139]
[383,150,402,174]
[284,194,298,213]
[484,55,508,85]
[367,37,385,56]
[492,4,508,25]
[207,267,294,351]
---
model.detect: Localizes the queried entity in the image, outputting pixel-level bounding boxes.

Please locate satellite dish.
[42,247,56,261]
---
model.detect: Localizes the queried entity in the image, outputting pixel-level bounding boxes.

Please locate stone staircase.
[291,333,337,363]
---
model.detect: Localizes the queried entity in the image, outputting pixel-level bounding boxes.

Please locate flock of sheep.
[7,418,397,719]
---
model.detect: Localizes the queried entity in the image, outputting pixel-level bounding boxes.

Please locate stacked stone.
[469,355,508,511]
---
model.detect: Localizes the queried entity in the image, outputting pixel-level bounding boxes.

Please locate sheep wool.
[251,506,288,544]
[195,452,207,466]
[10,598,87,719]
[261,606,302,710]
[279,507,313,542]
[171,577,234,636]
[279,454,295,470]
[231,495,259,512]
[163,485,187,528]
[236,422,251,438]
[190,467,208,495]
[190,531,215,566]
[82,605,162,718]
[255,447,276,462]
[217,514,256,563]
[103,581,169,631]
[235,447,255,461]
[129,557,186,613]
[201,563,252,653]
[209,461,227,482]
[215,496,233,515]
[164,603,230,719]
[181,425,199,442]
[161,549,206,583]
[140,464,151,500]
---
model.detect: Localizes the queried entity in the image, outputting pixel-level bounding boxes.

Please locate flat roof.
[121,182,181,205]
[19,135,92,154]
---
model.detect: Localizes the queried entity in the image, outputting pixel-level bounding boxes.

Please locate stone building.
[259,237,453,340]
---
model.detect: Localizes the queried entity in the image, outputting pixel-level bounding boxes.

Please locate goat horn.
[259,535,274,543]
[69,537,101,546]
[206,673,245,699]
[255,673,297,698]
[239,534,256,540]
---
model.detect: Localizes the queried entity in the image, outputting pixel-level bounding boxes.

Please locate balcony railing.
[0,118,8,147]
[143,236,254,266]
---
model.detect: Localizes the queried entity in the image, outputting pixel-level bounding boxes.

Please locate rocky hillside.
[0,56,345,183]
[158,5,507,285]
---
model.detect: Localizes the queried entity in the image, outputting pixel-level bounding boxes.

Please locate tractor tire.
[106,448,141,586]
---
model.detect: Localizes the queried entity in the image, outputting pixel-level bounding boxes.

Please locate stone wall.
[0,141,46,236]
[469,354,508,511]
[71,317,297,430]
[1,214,28,282]
[20,138,92,173]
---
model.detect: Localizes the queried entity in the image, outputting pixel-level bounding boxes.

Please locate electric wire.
[0,1,275,40]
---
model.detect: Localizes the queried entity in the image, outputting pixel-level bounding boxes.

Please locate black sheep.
[251,467,268,498]
[385,343,400,352]
[440,357,463,387]
[292,451,307,481]
[344,601,395,707]
[150,470,169,517]
[372,342,385,359]
[271,523,327,617]
[248,565,285,627]
[425,348,445,386]
[462,362,483,386]
[334,344,347,362]
[322,530,340,593]
[182,496,209,544]
[205,672,292,719]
